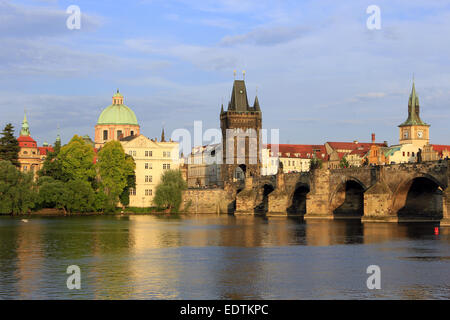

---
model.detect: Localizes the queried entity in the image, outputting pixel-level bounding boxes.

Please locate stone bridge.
[232,160,450,225]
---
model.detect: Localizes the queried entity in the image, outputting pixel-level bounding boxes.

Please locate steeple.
[253,95,260,111]
[229,80,250,111]
[399,79,428,127]
[56,125,61,143]
[20,112,30,136]
[161,128,165,142]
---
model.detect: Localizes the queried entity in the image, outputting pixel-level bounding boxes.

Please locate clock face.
[417,131,423,138]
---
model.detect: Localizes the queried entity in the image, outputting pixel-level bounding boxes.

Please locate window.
[23,166,27,171]
[145,176,152,183]
[145,150,153,157]
[167,151,170,157]
[407,152,410,157]
[145,163,149,169]
[131,131,134,136]
[403,152,405,157]
[117,130,123,139]
[103,130,108,140]
[129,188,136,196]
[145,189,153,196]
[163,163,171,170]
[412,152,415,157]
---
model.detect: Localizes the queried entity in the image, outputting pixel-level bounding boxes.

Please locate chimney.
[371,133,375,144]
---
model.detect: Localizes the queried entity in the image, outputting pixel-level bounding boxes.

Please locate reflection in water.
[0,215,449,299]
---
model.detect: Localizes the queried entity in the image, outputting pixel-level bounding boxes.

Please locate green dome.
[97,104,139,126]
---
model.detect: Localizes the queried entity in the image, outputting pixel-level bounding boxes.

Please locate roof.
[399,81,429,127]
[266,144,327,159]
[18,135,37,148]
[326,141,386,151]
[119,135,139,142]
[431,144,450,156]
[38,146,54,156]
[227,80,260,112]
[97,104,139,126]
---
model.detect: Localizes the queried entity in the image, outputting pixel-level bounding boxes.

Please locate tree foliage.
[310,158,323,170]
[0,160,36,214]
[38,138,64,180]
[0,124,20,167]
[59,135,95,182]
[96,141,135,209]
[153,169,187,212]
[340,156,350,168]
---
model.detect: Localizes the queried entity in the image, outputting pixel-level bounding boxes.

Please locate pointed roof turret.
[399,79,429,127]
[20,112,30,136]
[253,95,260,111]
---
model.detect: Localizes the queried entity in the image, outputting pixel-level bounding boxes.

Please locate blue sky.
[1,0,450,146]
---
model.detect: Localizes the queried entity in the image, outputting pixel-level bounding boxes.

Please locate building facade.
[17,113,54,175]
[186,144,222,188]
[94,90,140,149]
[120,133,179,207]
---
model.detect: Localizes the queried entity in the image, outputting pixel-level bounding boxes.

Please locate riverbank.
[0,207,181,217]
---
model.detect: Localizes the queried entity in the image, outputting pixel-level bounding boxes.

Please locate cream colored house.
[386,144,420,164]
[120,134,179,207]
[186,144,222,188]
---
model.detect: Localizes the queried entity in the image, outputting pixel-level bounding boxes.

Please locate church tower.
[399,79,430,147]
[220,77,262,183]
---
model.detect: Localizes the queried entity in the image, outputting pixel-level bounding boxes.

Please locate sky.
[1,0,450,146]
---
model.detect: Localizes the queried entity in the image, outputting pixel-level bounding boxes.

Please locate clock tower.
[398,80,430,147]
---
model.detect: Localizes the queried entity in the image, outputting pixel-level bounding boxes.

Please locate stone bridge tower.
[220,77,262,183]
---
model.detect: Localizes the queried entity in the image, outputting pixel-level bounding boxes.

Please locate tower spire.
[161,127,165,142]
[399,77,428,127]
[20,111,30,136]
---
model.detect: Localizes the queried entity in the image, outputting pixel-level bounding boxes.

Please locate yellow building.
[120,133,180,207]
[17,113,54,176]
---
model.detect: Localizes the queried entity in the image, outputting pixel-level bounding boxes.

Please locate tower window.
[117,130,123,139]
[131,131,134,136]
[103,130,108,140]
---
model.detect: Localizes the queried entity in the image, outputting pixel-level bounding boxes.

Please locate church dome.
[96,90,139,126]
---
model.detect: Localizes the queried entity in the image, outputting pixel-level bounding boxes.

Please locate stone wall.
[305,169,332,218]
[181,188,231,214]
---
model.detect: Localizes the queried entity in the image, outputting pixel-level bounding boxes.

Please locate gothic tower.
[398,79,430,147]
[220,78,262,183]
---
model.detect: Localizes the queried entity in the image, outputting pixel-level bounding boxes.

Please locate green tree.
[38,138,64,180]
[96,141,135,209]
[340,156,350,168]
[310,158,323,170]
[0,124,20,167]
[153,169,187,212]
[0,160,36,214]
[63,180,96,213]
[59,135,95,182]
[37,177,67,212]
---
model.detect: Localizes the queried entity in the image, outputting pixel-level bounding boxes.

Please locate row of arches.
[250,176,444,219]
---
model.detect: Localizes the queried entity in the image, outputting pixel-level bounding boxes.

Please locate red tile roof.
[266,144,327,159]
[17,135,37,148]
[327,141,386,151]
[431,145,450,157]
[38,146,54,156]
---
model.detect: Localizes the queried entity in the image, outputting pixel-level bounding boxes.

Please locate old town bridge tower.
[220,78,262,183]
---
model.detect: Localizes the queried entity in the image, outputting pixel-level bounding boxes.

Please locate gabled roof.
[266,144,327,159]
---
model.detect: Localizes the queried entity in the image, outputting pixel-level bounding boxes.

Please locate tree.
[38,138,64,180]
[310,158,323,170]
[340,156,350,168]
[37,177,67,212]
[63,180,96,213]
[153,169,187,212]
[0,160,36,214]
[119,155,136,207]
[59,135,95,182]
[96,141,135,209]
[0,124,20,167]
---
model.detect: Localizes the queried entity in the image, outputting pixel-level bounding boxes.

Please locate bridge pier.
[362,180,398,223]
[235,173,258,215]
[305,169,333,220]
[267,170,289,216]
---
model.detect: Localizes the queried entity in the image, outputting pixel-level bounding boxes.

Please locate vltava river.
[0,215,449,299]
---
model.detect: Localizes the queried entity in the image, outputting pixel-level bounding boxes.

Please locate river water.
[0,215,449,299]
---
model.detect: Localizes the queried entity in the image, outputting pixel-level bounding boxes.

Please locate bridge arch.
[287,183,310,215]
[330,177,366,218]
[392,174,444,220]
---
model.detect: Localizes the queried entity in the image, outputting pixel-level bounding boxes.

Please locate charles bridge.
[181,159,450,226]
